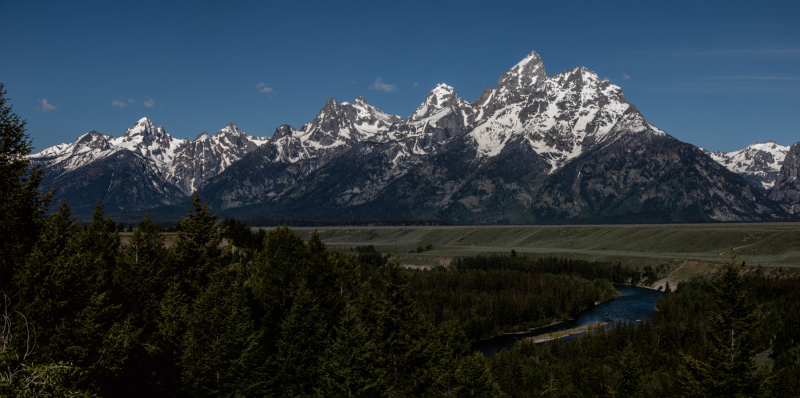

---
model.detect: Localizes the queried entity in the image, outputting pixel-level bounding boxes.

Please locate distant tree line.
[227,218,453,227]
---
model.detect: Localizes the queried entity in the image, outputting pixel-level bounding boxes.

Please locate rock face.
[165,123,268,194]
[704,141,789,193]
[769,143,800,214]
[197,51,783,223]
[32,119,269,212]
[32,51,792,222]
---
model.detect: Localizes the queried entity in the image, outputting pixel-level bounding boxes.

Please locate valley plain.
[284,222,800,270]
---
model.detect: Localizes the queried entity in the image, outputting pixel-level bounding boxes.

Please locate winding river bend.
[475,285,665,357]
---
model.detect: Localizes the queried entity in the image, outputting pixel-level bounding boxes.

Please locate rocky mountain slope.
[32,51,795,223]
[769,142,800,214]
[703,141,789,193]
[198,52,782,223]
[33,118,268,212]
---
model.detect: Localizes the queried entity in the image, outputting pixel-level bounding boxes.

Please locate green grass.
[265,223,800,268]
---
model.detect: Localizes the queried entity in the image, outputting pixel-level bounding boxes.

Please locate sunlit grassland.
[274,223,800,269]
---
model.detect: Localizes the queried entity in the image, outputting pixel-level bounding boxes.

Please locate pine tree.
[169,193,227,298]
[0,83,53,290]
[675,253,775,397]
[180,264,262,397]
[300,231,352,328]
[489,350,523,397]
[249,226,307,338]
[114,211,167,320]
[318,304,379,397]
[454,352,501,398]
[110,212,169,394]
[375,261,432,396]
[425,322,470,396]
[268,285,327,396]
[609,342,644,398]
[12,202,135,394]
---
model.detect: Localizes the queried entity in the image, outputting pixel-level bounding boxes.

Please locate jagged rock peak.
[73,130,112,151]
[121,117,165,139]
[216,123,246,136]
[271,124,297,141]
[496,51,546,97]
[409,83,461,120]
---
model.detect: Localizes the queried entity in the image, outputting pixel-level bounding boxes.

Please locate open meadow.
[277,222,800,270]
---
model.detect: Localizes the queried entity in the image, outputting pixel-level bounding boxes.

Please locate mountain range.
[32,51,800,223]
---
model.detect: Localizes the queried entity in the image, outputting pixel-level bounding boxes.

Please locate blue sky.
[3,0,799,152]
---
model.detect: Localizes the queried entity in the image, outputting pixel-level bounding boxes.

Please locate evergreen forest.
[2,84,800,397]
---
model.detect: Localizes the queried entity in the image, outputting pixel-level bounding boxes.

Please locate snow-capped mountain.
[703,141,789,193]
[197,51,780,223]
[165,123,268,194]
[769,142,800,214]
[32,119,270,212]
[33,51,793,222]
[109,117,188,166]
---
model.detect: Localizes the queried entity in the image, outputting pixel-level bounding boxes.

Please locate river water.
[475,284,666,357]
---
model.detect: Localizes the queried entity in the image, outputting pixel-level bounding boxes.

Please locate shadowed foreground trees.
[675,254,776,396]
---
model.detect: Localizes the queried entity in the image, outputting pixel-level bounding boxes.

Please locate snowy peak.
[409,84,463,121]
[350,96,402,136]
[218,123,244,136]
[110,117,187,165]
[271,124,297,141]
[74,130,113,151]
[303,97,359,146]
[705,141,790,192]
[165,123,270,194]
[496,51,546,100]
[300,96,403,147]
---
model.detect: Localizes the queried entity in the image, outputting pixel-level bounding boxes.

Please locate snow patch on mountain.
[704,141,789,191]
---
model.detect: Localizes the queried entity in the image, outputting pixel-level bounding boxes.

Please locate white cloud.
[112,96,135,108]
[144,97,155,108]
[370,77,397,92]
[37,99,56,112]
[256,82,274,95]
[622,73,631,80]
[413,82,418,89]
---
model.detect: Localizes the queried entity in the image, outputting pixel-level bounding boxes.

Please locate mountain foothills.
[32,51,800,223]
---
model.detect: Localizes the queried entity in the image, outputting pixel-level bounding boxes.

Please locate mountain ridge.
[31,51,798,223]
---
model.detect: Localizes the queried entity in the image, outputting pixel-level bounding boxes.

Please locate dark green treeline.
[486,260,800,397]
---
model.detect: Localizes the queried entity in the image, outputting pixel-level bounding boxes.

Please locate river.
[475,284,666,357]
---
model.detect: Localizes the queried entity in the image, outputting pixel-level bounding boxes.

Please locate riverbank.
[502,289,620,337]
[526,322,608,344]
[475,285,665,356]
[502,319,571,336]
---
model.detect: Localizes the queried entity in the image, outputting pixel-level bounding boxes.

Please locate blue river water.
[475,284,666,357]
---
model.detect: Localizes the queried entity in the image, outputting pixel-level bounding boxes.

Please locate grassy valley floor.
[269,223,800,280]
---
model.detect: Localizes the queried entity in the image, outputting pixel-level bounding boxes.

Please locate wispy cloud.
[37,99,56,112]
[413,82,418,89]
[256,82,274,95]
[622,73,631,80]
[112,96,135,108]
[370,77,397,92]
[144,97,155,108]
